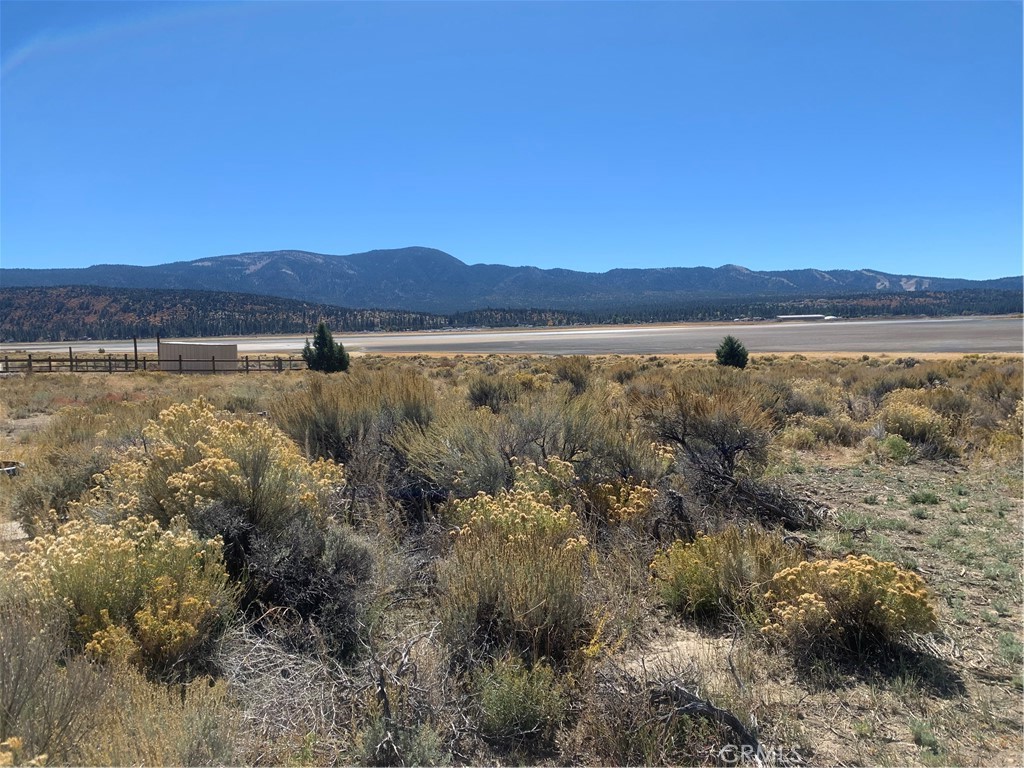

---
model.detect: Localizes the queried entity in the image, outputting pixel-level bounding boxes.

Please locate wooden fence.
[0,353,307,374]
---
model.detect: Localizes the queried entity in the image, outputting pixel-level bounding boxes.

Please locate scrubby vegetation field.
[1,351,1021,766]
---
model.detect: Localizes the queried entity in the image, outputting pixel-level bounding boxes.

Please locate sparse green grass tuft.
[908,490,940,505]
[910,718,941,754]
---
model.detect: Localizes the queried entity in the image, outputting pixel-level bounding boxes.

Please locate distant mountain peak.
[1,247,1019,314]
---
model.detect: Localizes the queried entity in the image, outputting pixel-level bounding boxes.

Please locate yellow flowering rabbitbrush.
[8,515,235,675]
[762,554,938,652]
[440,459,594,663]
[590,480,657,524]
[74,399,344,530]
[880,400,957,458]
[0,738,47,768]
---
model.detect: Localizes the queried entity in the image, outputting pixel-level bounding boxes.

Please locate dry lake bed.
[3,316,1022,358]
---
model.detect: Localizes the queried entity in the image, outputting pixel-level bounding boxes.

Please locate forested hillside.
[1,285,1019,342]
[0,286,448,342]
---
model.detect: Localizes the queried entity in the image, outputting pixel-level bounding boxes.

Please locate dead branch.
[648,678,761,751]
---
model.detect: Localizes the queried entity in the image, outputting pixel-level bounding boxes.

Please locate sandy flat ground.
[2,316,1021,357]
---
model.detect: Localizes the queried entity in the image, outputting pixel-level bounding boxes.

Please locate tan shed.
[158,341,239,373]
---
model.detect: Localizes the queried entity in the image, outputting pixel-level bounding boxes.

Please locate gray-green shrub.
[474,656,567,749]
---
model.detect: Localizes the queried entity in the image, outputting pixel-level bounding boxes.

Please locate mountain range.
[1,247,1020,314]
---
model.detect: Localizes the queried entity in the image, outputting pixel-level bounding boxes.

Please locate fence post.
[143,356,148,371]
[48,356,53,372]
[133,337,139,370]
[3,356,7,373]
[108,355,113,374]
[245,356,249,374]
[276,357,282,373]
[27,354,32,373]
[124,354,129,372]
[178,355,183,374]
[211,356,216,374]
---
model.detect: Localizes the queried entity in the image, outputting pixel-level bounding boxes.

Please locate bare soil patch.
[1,413,53,442]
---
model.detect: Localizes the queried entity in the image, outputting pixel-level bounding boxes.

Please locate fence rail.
[0,354,307,374]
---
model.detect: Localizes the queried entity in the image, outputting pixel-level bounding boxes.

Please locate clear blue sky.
[2,0,1021,279]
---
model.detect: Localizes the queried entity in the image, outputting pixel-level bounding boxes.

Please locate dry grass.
[0,353,1020,766]
[78,661,237,766]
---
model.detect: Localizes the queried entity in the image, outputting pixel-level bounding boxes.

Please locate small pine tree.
[715,335,749,369]
[303,322,350,373]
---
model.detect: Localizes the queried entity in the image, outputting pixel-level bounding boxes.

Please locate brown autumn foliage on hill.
[0,285,451,341]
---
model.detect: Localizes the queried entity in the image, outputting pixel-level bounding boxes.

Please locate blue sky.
[1,0,1021,279]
